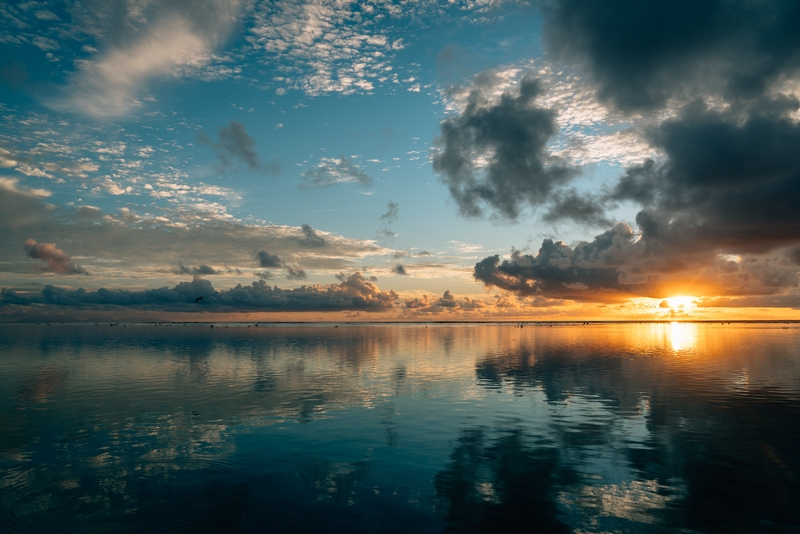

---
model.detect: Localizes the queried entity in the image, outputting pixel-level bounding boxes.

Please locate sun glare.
[665,296,697,309]
[669,321,698,352]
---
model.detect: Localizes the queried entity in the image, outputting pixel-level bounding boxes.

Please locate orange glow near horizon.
[665,296,698,310]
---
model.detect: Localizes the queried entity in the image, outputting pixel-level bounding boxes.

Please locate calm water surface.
[1,323,799,533]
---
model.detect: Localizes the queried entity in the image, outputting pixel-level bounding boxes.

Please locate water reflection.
[434,428,574,533]
[668,321,697,352]
[0,323,799,532]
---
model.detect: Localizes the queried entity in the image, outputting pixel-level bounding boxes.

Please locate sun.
[665,296,698,309]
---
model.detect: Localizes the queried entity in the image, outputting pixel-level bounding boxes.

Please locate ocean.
[1,322,798,533]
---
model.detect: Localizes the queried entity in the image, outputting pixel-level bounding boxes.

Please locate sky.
[1,0,800,322]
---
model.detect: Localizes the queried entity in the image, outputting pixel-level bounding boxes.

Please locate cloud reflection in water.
[0,323,798,532]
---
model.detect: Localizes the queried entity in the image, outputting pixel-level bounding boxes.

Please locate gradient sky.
[2,0,800,322]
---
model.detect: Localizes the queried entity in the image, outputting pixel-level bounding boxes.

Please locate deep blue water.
[1,323,799,533]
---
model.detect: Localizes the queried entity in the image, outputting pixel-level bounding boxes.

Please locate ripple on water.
[0,455,250,534]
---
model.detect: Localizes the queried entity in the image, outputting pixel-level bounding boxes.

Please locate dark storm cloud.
[23,239,88,275]
[294,224,326,247]
[609,99,800,253]
[392,264,407,275]
[171,263,220,275]
[470,17,800,306]
[543,189,612,227]
[537,0,800,113]
[433,74,577,220]
[199,121,278,174]
[256,250,283,268]
[0,273,398,312]
[301,156,372,188]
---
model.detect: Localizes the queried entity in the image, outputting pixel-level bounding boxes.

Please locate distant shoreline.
[3,320,799,326]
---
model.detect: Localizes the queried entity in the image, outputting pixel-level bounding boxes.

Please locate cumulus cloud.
[301,156,372,188]
[473,224,638,301]
[404,290,487,314]
[433,73,577,220]
[463,0,800,308]
[199,121,279,174]
[1,273,397,313]
[392,264,407,275]
[473,219,800,305]
[23,239,88,275]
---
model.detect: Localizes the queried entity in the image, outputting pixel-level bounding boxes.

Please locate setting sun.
[664,296,698,310]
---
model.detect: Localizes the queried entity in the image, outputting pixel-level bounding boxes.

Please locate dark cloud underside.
[1,273,397,313]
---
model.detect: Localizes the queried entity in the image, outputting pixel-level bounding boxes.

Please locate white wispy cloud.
[51,1,245,117]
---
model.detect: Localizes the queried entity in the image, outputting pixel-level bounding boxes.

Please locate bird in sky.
[195,297,204,303]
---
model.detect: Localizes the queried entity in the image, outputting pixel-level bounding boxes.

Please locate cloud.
[256,250,283,268]
[56,0,245,117]
[609,99,800,254]
[23,239,88,275]
[473,224,638,302]
[294,224,326,247]
[542,188,612,227]
[537,0,800,113]
[285,266,307,280]
[0,188,389,280]
[403,290,487,314]
[171,263,220,276]
[380,200,399,223]
[1,273,398,313]
[462,1,800,307]
[392,264,407,275]
[473,216,800,305]
[301,156,372,188]
[199,121,279,174]
[433,73,577,220]
[377,200,399,239]
[248,0,413,96]
[0,177,51,226]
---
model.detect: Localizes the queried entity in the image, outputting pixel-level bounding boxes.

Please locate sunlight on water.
[0,323,798,533]
[668,321,698,352]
